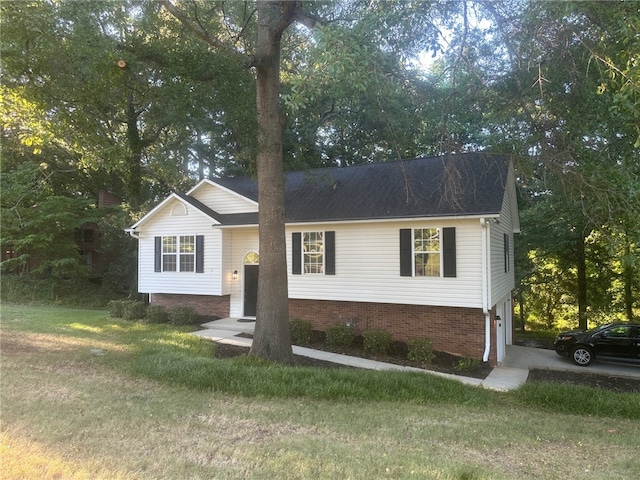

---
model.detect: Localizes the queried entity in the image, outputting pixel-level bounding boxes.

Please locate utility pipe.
[480,218,491,363]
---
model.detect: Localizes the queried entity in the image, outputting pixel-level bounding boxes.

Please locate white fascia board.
[128,193,220,231]
[187,178,259,207]
[211,213,498,229]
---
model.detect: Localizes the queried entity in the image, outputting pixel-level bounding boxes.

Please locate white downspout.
[480,218,491,363]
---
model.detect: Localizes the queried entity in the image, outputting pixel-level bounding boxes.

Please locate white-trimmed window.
[303,231,324,274]
[292,231,335,275]
[179,235,195,272]
[156,235,202,273]
[162,236,177,272]
[400,227,455,278]
[414,228,440,277]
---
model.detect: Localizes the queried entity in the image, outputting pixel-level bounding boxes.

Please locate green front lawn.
[2,304,639,479]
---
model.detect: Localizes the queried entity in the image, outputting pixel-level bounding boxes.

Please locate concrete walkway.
[192,318,639,392]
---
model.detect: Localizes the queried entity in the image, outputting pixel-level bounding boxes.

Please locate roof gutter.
[124,228,139,238]
[211,213,502,229]
[480,217,491,363]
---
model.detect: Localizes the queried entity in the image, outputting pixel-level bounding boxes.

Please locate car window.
[586,325,609,334]
[604,326,631,338]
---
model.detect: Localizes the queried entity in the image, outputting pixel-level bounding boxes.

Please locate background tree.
[2,0,637,331]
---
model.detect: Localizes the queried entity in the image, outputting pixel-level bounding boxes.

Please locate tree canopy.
[2,0,638,336]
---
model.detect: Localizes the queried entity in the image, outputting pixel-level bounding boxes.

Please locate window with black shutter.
[292,231,335,275]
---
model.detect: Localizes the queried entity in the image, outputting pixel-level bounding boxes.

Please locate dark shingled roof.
[187,153,509,225]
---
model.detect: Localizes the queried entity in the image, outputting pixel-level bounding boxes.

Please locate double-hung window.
[292,231,335,275]
[414,228,440,277]
[162,236,177,272]
[303,232,324,274]
[400,227,456,278]
[179,235,195,272]
[155,235,204,273]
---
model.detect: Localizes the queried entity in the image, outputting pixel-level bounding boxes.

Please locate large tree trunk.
[125,92,143,210]
[249,0,296,363]
[622,228,635,322]
[576,234,588,330]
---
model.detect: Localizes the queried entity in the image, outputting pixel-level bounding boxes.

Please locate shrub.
[326,323,355,347]
[454,357,483,373]
[290,318,312,345]
[363,328,393,355]
[123,300,147,321]
[108,299,127,318]
[145,305,169,324]
[168,305,199,326]
[407,337,435,366]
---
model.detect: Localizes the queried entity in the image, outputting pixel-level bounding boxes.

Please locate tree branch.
[158,0,251,66]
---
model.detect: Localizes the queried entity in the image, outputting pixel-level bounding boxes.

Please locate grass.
[2,304,640,479]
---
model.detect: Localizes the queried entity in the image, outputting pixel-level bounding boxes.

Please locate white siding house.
[127,154,520,365]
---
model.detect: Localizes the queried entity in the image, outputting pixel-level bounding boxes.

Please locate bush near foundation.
[363,328,393,355]
[290,318,312,345]
[107,299,127,318]
[326,323,355,347]
[168,305,199,326]
[407,337,435,366]
[123,300,147,320]
[146,305,169,324]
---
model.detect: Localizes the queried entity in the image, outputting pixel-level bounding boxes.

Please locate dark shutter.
[154,236,162,272]
[504,233,509,273]
[325,231,335,275]
[292,232,302,274]
[400,229,412,276]
[442,227,456,278]
[196,235,204,273]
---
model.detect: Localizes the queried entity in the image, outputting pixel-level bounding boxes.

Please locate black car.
[554,323,640,366]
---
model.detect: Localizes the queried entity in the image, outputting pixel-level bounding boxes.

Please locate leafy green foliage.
[97,209,138,294]
[123,300,147,321]
[362,328,393,355]
[145,305,169,324]
[407,337,435,366]
[290,318,312,345]
[325,323,355,348]
[0,162,100,279]
[1,275,121,308]
[108,299,128,318]
[167,305,199,326]
[454,357,483,373]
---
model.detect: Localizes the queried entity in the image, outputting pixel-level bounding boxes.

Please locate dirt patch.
[527,369,640,393]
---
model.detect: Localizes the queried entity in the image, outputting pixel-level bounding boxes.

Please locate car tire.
[570,346,594,366]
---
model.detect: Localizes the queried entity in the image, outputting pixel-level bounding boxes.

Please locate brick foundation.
[150,293,230,320]
[290,299,498,366]
[150,293,499,365]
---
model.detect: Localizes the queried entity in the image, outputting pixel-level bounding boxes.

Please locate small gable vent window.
[155,235,204,273]
[171,203,187,216]
[292,231,335,275]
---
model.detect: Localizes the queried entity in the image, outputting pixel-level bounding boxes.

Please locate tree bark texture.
[576,234,588,330]
[125,92,143,210]
[622,230,635,323]
[248,0,297,363]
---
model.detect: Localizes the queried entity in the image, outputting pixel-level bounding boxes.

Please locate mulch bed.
[216,332,640,393]
[219,331,493,379]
